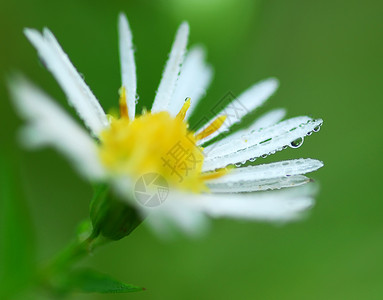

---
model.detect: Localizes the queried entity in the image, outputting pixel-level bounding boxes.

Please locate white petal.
[209,108,286,149]
[207,158,323,192]
[146,186,316,227]
[118,13,137,120]
[24,28,109,136]
[144,198,208,238]
[9,75,106,180]
[249,108,287,131]
[193,190,314,221]
[151,22,189,113]
[196,78,279,145]
[115,181,316,236]
[209,159,323,184]
[209,116,310,153]
[202,117,323,171]
[208,175,311,193]
[114,180,208,237]
[167,46,213,118]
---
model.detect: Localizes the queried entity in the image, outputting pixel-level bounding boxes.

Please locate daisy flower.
[9,13,323,236]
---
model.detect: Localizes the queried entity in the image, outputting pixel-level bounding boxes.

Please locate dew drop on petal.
[289,137,304,149]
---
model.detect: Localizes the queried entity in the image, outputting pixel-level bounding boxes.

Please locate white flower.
[9,13,323,236]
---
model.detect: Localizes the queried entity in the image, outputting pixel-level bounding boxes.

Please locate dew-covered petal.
[207,158,323,192]
[24,28,109,137]
[196,78,279,145]
[9,75,106,180]
[209,108,286,149]
[118,13,137,120]
[208,116,313,155]
[202,117,323,171]
[151,22,189,113]
[168,46,213,118]
[208,175,310,193]
[208,159,323,184]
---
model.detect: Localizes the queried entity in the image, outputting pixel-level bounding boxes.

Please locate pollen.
[99,110,209,193]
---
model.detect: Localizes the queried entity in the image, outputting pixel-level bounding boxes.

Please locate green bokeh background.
[1,0,383,299]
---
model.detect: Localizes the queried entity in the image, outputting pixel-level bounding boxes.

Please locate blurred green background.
[1,0,383,299]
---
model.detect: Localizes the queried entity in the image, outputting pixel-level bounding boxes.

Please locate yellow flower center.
[98,89,228,193]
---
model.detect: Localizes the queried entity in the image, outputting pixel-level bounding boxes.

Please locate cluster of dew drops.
[233,119,322,168]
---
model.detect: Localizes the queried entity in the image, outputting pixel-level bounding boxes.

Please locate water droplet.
[241,160,247,164]
[270,150,276,154]
[306,131,313,136]
[249,157,256,162]
[313,125,321,132]
[261,154,268,159]
[290,137,304,148]
[283,145,288,150]
[235,162,242,167]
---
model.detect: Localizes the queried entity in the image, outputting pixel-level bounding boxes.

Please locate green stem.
[45,236,95,275]
[36,231,109,293]
[33,184,141,296]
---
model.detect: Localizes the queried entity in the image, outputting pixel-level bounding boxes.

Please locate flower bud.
[90,184,142,241]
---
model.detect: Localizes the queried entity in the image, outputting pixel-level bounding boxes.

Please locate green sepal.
[90,184,142,241]
[60,268,144,294]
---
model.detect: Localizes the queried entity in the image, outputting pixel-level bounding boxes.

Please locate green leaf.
[0,152,36,298]
[63,269,145,294]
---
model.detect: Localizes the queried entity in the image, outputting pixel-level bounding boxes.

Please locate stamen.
[200,167,230,181]
[176,97,191,121]
[119,86,129,119]
[195,115,227,141]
